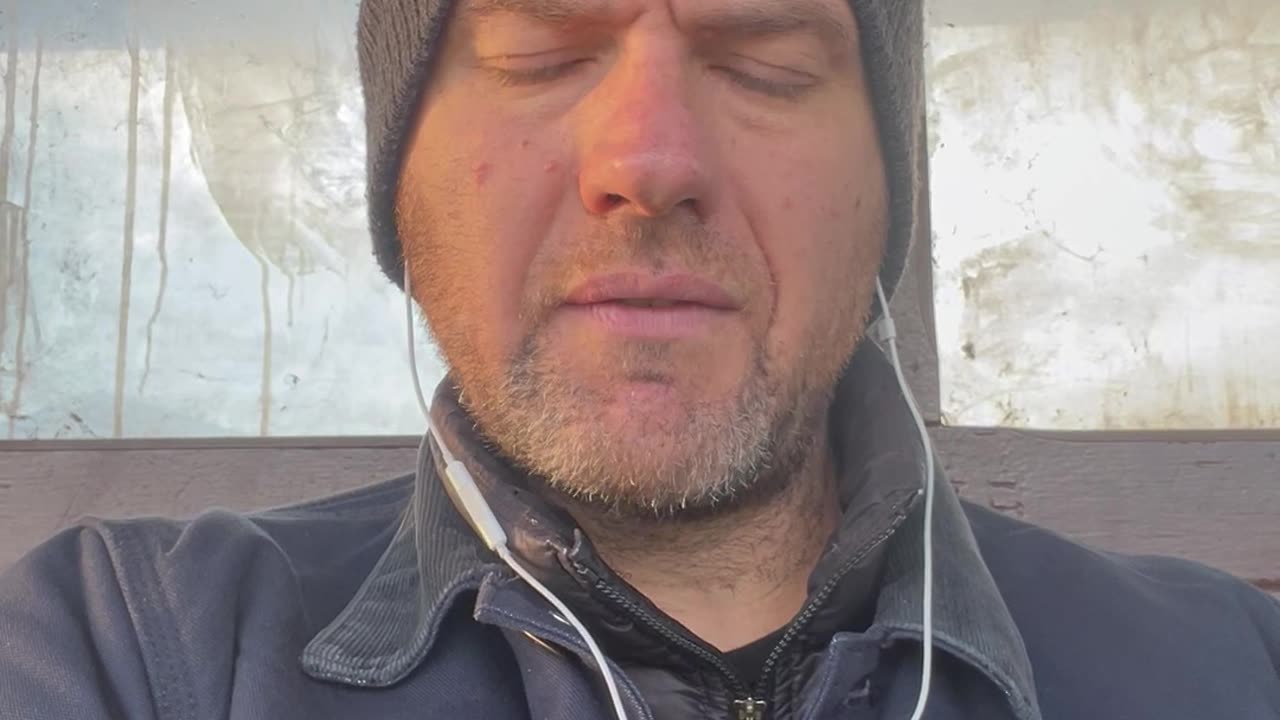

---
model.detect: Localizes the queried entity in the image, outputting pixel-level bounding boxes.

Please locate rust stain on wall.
[113,39,142,438]
[933,3,1280,430]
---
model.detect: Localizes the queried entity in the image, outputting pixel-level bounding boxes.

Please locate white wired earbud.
[874,277,937,720]
[403,266,631,720]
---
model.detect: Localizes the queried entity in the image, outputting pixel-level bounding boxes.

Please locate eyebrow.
[688,1,855,54]
[460,0,856,52]
[461,0,610,25]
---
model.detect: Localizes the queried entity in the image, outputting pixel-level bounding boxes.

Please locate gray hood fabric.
[357,0,925,305]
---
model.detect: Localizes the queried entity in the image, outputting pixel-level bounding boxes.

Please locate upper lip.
[564,272,740,310]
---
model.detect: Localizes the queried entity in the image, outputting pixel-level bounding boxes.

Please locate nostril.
[603,193,625,209]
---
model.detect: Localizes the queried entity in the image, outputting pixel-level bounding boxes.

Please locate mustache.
[574,214,720,265]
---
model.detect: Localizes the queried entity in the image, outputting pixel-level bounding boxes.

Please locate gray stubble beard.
[460,331,837,522]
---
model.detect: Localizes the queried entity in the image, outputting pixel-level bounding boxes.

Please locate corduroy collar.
[300,343,1041,720]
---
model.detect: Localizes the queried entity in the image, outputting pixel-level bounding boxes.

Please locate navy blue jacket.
[4,347,1279,719]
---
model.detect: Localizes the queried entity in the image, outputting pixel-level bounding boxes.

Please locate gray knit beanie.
[357,0,923,305]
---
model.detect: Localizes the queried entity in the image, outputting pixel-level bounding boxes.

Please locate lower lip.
[560,302,731,340]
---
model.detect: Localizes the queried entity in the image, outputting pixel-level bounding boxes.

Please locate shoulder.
[0,475,415,717]
[26,473,414,600]
[963,501,1280,633]
[0,475,448,717]
[123,473,413,616]
[962,501,1280,707]
[3,474,414,662]
[962,499,1278,617]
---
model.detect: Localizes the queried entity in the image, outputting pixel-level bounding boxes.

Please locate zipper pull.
[733,698,767,720]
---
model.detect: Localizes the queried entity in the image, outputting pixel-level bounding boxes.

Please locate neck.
[569,429,841,652]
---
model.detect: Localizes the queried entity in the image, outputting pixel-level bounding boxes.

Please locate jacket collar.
[874,456,1041,719]
[300,344,1041,720]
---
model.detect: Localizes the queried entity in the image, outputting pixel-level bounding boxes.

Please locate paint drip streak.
[258,255,272,436]
[6,38,40,438]
[0,11,19,361]
[113,40,142,438]
[141,46,177,395]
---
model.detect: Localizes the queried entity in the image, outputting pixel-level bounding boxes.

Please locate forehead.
[457,0,857,50]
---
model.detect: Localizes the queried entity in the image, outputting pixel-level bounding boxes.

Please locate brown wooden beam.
[4,430,1278,595]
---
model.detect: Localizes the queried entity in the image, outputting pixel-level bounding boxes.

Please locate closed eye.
[483,58,593,87]
[713,65,817,100]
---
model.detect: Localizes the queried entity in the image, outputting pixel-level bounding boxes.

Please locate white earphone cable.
[875,279,936,720]
[404,266,432,423]
[404,266,630,720]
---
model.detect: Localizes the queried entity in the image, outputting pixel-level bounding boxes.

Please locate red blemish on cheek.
[521,138,531,149]
[544,161,560,174]
[781,196,793,210]
[474,161,492,187]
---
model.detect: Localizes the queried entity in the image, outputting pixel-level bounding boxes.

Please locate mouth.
[563,272,740,309]
[607,298,689,308]
[559,272,740,340]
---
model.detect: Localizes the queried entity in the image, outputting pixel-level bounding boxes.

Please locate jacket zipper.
[747,500,916,715]
[577,490,917,720]
[589,580,755,699]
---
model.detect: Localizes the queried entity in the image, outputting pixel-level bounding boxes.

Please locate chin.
[469,332,787,512]
[528,386,774,515]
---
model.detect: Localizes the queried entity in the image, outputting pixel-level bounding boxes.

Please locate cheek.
[747,152,885,356]
[407,110,570,361]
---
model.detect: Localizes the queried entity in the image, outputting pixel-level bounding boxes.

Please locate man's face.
[399,0,887,516]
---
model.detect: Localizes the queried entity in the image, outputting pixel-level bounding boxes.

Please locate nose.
[577,56,712,219]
